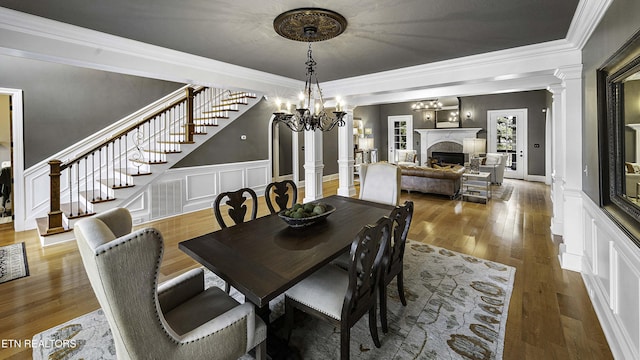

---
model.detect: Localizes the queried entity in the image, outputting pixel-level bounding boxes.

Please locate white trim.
[0,87,25,231]
[0,8,301,97]
[582,196,640,360]
[566,0,615,50]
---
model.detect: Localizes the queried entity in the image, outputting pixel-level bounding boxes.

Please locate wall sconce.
[364,128,372,135]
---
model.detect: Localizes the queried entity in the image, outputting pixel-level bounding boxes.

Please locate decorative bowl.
[278,204,336,228]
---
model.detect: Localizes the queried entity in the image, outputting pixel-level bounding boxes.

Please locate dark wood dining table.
[178,194,395,323]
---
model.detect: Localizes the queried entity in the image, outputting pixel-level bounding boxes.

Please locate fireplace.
[414,128,482,166]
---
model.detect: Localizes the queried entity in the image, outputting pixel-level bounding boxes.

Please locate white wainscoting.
[582,196,640,360]
[121,160,271,224]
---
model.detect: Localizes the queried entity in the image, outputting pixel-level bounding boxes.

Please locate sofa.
[625,162,640,198]
[399,164,465,198]
[479,153,508,185]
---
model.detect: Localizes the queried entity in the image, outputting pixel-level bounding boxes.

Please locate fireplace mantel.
[414,128,482,166]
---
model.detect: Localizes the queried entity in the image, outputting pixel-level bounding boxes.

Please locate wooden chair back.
[342,216,391,326]
[265,180,297,214]
[213,187,258,229]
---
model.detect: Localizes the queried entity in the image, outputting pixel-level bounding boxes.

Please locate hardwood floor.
[0,179,612,359]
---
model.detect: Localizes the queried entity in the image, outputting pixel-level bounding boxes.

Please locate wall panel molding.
[582,195,640,360]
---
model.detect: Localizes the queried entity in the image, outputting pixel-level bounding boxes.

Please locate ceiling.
[0,0,580,82]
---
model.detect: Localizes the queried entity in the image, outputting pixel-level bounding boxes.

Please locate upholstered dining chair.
[359,162,401,206]
[213,187,258,229]
[265,180,297,214]
[74,207,267,360]
[285,216,392,360]
[379,200,414,333]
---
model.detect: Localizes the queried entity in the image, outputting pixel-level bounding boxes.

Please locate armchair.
[74,208,266,360]
[479,153,508,185]
[359,162,401,206]
[395,149,419,167]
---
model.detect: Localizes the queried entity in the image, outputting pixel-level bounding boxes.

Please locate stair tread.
[143,149,182,154]
[79,190,116,204]
[60,202,95,219]
[129,159,168,165]
[115,168,152,176]
[98,179,135,189]
[36,217,72,237]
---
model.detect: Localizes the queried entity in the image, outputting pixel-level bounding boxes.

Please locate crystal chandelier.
[411,99,443,111]
[272,8,348,132]
[273,44,346,132]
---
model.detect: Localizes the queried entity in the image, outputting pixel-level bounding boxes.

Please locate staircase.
[36,86,259,246]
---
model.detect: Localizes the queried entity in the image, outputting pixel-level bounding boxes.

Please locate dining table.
[178,194,395,325]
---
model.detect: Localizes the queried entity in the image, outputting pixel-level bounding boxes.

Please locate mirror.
[598,27,640,245]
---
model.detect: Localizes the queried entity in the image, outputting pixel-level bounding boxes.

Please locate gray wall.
[582,0,640,204]
[0,55,184,168]
[174,99,272,167]
[460,90,548,176]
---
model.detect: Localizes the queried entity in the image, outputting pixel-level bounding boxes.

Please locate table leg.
[253,302,299,360]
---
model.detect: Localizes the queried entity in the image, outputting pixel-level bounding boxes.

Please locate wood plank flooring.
[0,179,613,359]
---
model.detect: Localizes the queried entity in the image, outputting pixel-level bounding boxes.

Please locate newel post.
[47,159,64,234]
[185,87,195,143]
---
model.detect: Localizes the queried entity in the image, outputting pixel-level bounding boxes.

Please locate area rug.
[0,242,29,284]
[492,182,514,201]
[33,242,515,360]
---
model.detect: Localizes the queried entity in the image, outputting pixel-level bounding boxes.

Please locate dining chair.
[74,207,267,360]
[284,216,392,360]
[213,187,258,229]
[359,162,401,206]
[264,179,297,214]
[213,187,258,293]
[379,200,414,333]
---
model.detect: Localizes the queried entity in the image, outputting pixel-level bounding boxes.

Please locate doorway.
[387,115,413,163]
[0,94,12,227]
[487,109,528,179]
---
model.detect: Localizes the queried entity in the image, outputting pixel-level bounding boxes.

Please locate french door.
[487,109,527,179]
[387,115,413,163]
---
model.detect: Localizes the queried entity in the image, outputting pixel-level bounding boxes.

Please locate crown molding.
[321,39,580,103]
[566,0,614,49]
[0,7,301,96]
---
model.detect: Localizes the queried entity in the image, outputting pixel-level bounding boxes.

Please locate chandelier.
[272,8,348,132]
[411,99,443,111]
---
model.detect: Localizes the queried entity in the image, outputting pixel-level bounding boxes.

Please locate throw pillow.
[626,162,635,173]
[406,152,415,162]
[634,164,640,174]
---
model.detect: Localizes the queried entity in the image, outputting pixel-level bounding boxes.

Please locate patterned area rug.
[0,242,29,284]
[33,242,515,360]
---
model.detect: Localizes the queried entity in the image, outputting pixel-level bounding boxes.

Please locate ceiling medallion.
[273,8,347,42]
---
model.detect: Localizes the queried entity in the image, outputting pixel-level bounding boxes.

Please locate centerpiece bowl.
[278,203,336,228]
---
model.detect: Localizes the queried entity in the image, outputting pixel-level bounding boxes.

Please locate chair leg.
[368,306,381,348]
[285,297,294,343]
[397,271,407,306]
[340,324,351,360]
[379,284,389,333]
[255,340,267,360]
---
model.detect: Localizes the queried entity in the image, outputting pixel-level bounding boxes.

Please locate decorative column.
[337,106,356,197]
[303,128,324,203]
[548,83,564,237]
[553,65,584,271]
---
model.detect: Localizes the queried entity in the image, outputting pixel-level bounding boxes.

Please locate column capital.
[554,65,583,82]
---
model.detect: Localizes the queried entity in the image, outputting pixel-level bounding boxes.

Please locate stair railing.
[45,86,238,235]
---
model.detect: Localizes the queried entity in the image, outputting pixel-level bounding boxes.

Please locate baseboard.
[526,174,546,182]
